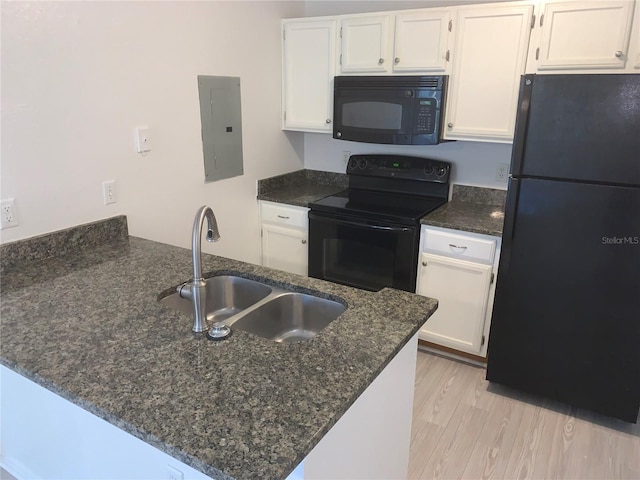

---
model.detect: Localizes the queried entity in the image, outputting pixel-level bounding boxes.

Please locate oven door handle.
[350,222,412,233]
[310,212,413,233]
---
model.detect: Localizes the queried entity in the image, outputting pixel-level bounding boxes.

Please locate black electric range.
[308,154,451,292]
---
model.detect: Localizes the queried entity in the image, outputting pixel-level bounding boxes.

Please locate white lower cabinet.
[416,226,500,357]
[260,201,308,276]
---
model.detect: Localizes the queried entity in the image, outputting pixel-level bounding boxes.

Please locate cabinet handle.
[447,122,453,128]
[302,239,307,244]
[325,119,331,124]
[615,50,623,58]
[277,215,290,219]
[378,58,384,64]
[449,243,468,251]
[422,261,428,267]
[394,57,400,64]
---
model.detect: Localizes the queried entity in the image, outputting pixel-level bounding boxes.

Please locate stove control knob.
[436,166,447,177]
[349,159,358,170]
[424,164,435,175]
[359,159,368,169]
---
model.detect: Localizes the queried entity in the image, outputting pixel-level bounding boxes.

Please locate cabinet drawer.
[261,202,308,228]
[423,229,496,263]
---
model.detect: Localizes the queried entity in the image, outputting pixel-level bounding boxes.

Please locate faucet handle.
[177,282,193,299]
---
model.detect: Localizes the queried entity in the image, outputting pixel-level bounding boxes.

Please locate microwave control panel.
[416,99,436,134]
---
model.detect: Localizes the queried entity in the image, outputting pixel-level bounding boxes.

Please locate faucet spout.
[192,206,221,282]
[183,205,224,334]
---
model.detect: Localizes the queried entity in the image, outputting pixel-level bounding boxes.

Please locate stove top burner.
[309,154,451,224]
[310,190,446,224]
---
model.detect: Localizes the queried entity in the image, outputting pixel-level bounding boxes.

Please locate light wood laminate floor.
[409,351,640,480]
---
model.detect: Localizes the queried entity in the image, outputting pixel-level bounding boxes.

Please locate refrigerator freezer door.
[513,74,640,186]
[487,177,640,422]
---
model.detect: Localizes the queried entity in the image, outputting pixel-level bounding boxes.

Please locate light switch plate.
[135,127,151,153]
[102,181,117,205]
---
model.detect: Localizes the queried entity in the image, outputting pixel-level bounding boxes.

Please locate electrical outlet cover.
[495,163,509,182]
[0,198,19,229]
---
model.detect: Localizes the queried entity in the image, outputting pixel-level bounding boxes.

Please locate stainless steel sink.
[160,275,272,323]
[160,275,346,343]
[230,292,346,343]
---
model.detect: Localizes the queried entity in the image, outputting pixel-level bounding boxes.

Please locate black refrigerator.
[486,74,640,423]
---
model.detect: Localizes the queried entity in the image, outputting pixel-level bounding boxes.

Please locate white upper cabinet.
[282,19,336,132]
[444,3,534,143]
[392,10,452,73]
[339,15,392,73]
[530,0,635,72]
[339,10,452,74]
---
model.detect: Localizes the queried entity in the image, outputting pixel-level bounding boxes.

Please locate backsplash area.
[303,133,512,190]
[0,216,128,274]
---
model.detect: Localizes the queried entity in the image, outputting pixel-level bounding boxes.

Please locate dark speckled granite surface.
[257,169,348,207]
[0,215,128,273]
[421,185,507,237]
[0,220,437,480]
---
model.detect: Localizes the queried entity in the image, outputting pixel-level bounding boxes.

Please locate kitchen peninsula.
[0,217,438,480]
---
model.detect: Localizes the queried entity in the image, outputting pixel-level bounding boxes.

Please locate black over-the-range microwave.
[333,75,448,145]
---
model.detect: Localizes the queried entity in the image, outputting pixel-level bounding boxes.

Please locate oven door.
[308,211,419,292]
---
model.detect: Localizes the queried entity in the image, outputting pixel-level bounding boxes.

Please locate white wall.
[304,135,512,189]
[301,0,513,190]
[1,1,305,264]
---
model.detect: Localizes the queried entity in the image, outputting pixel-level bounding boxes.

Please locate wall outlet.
[495,163,509,183]
[102,180,117,205]
[0,198,19,229]
[342,150,351,165]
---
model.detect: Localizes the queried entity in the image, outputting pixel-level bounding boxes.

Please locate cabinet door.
[417,253,492,355]
[262,223,308,276]
[635,1,640,69]
[536,1,634,71]
[443,4,533,143]
[282,19,336,132]
[340,16,392,73]
[393,10,451,73]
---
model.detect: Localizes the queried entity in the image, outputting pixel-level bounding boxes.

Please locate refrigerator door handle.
[497,177,521,275]
[510,74,535,177]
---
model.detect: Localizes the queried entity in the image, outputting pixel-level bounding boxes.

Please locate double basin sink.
[160,276,346,343]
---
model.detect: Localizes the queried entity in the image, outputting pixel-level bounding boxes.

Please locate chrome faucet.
[178,206,229,338]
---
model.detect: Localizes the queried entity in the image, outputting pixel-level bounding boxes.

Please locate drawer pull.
[277,215,290,219]
[449,243,468,251]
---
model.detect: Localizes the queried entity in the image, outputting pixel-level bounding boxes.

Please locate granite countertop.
[421,185,507,237]
[0,217,437,480]
[257,169,347,207]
